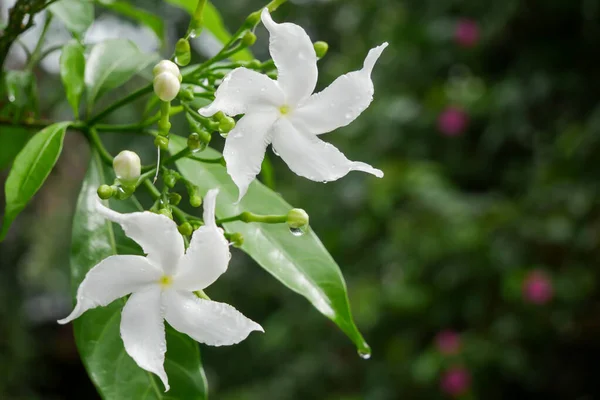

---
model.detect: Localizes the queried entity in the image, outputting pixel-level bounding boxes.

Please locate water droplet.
[220,132,229,138]
[189,31,198,38]
[8,95,15,102]
[272,148,280,157]
[358,348,371,360]
[345,112,352,119]
[191,142,207,153]
[289,226,307,237]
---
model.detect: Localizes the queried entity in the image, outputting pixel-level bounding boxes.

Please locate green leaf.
[0,127,32,170]
[170,137,370,354]
[97,0,165,44]
[70,151,208,399]
[3,70,35,108]
[165,0,254,61]
[60,41,85,118]
[49,0,94,38]
[85,39,156,108]
[1,122,70,240]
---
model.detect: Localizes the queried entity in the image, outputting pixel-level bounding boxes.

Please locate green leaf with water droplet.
[69,151,208,398]
[170,137,370,355]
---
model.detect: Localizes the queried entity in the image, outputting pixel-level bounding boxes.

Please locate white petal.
[198,67,283,117]
[202,188,219,228]
[223,109,279,200]
[57,255,161,324]
[120,286,169,391]
[272,117,383,182]
[96,201,184,274]
[163,290,263,346]
[261,8,318,106]
[291,43,388,135]
[173,226,230,291]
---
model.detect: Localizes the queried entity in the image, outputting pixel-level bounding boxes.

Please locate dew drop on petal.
[358,349,371,360]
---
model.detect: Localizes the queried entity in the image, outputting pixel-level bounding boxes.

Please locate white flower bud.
[113,150,141,183]
[153,60,181,82]
[153,72,181,102]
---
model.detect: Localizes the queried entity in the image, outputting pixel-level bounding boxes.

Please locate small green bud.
[154,135,170,150]
[313,41,329,59]
[190,220,204,230]
[175,38,191,66]
[187,132,202,151]
[163,171,178,188]
[97,184,114,200]
[286,208,309,229]
[227,232,244,248]
[218,116,236,134]
[213,111,226,121]
[168,192,182,206]
[241,31,257,47]
[245,59,262,69]
[190,194,202,207]
[244,11,261,27]
[178,222,193,236]
[267,72,278,80]
[113,150,141,183]
[178,86,195,102]
[158,208,173,219]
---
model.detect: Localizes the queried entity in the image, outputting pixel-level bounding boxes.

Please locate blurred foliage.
[2,0,600,399]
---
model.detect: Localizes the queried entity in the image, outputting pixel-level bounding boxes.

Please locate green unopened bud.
[267,72,278,80]
[158,208,173,219]
[169,192,182,206]
[187,132,202,151]
[178,222,193,236]
[190,220,204,230]
[153,60,182,82]
[113,150,141,183]
[163,171,178,188]
[213,111,226,121]
[178,85,195,102]
[286,208,309,229]
[218,116,236,134]
[97,184,114,200]
[313,41,329,59]
[227,232,244,247]
[244,11,261,27]
[154,135,170,150]
[190,193,202,207]
[241,31,257,47]
[175,38,191,66]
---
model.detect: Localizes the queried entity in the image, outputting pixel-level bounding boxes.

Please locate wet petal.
[163,290,263,346]
[199,67,283,117]
[272,117,383,182]
[96,201,184,274]
[291,43,388,135]
[58,255,161,324]
[120,286,169,391]
[173,190,230,291]
[261,8,318,106]
[223,109,279,200]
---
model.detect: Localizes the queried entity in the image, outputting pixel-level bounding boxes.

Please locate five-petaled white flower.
[58,189,263,391]
[200,9,388,200]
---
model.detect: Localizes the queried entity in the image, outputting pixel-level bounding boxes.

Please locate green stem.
[94,105,184,132]
[26,14,53,71]
[189,155,223,164]
[87,128,113,165]
[142,148,191,172]
[216,211,287,225]
[88,84,154,125]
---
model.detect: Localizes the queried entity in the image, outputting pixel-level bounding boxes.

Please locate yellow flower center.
[279,105,290,115]
[158,275,173,288]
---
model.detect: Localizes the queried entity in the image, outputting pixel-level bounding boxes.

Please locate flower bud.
[163,171,178,188]
[97,184,114,200]
[154,72,181,102]
[313,41,329,59]
[154,135,170,150]
[228,232,244,247]
[153,60,181,82]
[178,222,193,236]
[168,192,182,206]
[241,31,257,47]
[178,85,195,102]
[175,39,191,66]
[187,132,206,153]
[287,208,309,229]
[158,208,173,219]
[113,150,141,183]
[218,116,236,134]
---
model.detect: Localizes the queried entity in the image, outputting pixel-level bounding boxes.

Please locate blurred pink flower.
[435,330,461,355]
[440,366,471,397]
[522,270,553,305]
[455,19,480,48]
[437,106,468,136]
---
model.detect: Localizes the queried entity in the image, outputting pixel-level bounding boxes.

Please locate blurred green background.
[2,0,600,398]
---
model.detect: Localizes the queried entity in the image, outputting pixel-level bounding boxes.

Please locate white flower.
[199,9,388,200]
[58,189,263,391]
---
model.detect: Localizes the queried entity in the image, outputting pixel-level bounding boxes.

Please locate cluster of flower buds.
[153,60,182,102]
[97,150,142,200]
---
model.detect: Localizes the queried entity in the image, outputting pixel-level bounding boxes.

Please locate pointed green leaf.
[170,137,370,355]
[60,41,85,118]
[70,151,208,399]
[165,0,253,61]
[49,0,94,38]
[1,122,70,240]
[85,39,156,108]
[0,127,32,170]
[97,1,165,44]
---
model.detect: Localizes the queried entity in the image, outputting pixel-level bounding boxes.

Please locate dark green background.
[2,0,600,398]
